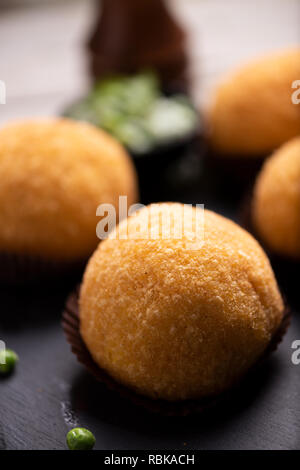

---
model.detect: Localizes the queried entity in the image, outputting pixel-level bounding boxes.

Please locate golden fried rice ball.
[0,119,138,260]
[80,203,283,401]
[252,137,300,259]
[208,48,300,156]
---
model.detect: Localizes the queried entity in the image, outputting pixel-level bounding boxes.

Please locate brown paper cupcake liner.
[0,251,87,285]
[240,191,300,305]
[62,286,291,416]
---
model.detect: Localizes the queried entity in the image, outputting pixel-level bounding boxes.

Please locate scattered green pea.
[0,349,18,375]
[66,427,96,450]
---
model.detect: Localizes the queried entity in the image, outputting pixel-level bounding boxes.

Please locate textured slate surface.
[0,183,300,450]
[0,0,300,451]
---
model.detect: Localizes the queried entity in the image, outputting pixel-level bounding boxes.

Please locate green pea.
[66,427,96,450]
[0,349,18,375]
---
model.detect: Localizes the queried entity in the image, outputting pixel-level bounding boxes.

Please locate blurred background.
[0,1,300,451]
[0,0,299,125]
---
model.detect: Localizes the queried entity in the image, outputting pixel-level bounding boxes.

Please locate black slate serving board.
[1,154,300,450]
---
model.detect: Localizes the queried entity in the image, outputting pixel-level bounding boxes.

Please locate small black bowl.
[62,100,206,205]
[131,130,206,204]
[204,146,266,203]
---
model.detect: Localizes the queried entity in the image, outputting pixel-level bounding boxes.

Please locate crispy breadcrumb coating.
[0,119,138,260]
[252,137,300,259]
[80,203,283,401]
[208,48,300,156]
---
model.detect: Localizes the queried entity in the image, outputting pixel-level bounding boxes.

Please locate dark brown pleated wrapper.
[240,191,300,307]
[62,286,291,416]
[0,251,87,285]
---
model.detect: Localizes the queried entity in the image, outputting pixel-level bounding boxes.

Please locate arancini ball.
[252,137,300,259]
[0,119,138,261]
[80,203,284,401]
[208,48,300,156]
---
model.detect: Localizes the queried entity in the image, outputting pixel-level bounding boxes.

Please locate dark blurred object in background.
[88,0,189,93]
[84,0,201,204]
[64,72,203,205]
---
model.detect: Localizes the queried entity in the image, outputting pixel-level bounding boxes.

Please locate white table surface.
[0,0,299,125]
